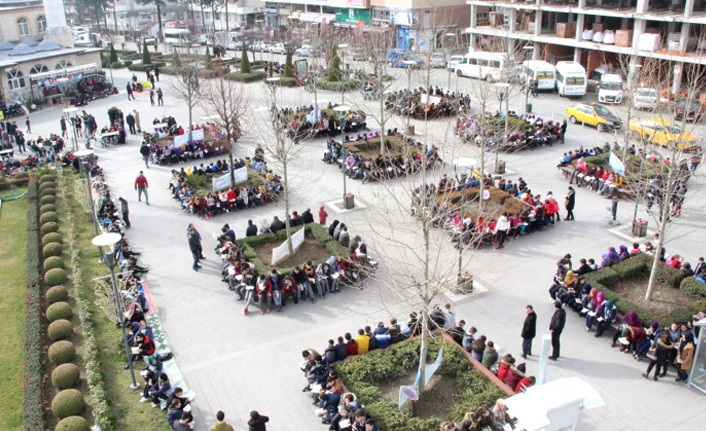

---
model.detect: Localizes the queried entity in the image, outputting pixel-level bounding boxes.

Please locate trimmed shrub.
[39,182,55,192]
[238,232,277,247]
[55,416,90,431]
[40,203,57,214]
[316,79,363,92]
[14,172,30,179]
[40,174,56,183]
[615,299,657,324]
[602,289,621,304]
[43,256,65,271]
[311,223,332,245]
[45,267,68,286]
[51,389,85,418]
[127,61,165,72]
[43,242,63,258]
[46,285,69,304]
[52,363,80,390]
[46,301,72,322]
[41,221,59,234]
[590,267,621,286]
[142,40,151,65]
[688,299,706,314]
[225,71,266,82]
[326,240,349,258]
[275,224,304,241]
[612,256,648,278]
[660,308,694,328]
[656,263,685,288]
[48,340,76,365]
[42,232,62,246]
[284,51,294,78]
[40,187,56,197]
[11,177,31,187]
[681,277,706,299]
[48,319,73,341]
[40,194,56,205]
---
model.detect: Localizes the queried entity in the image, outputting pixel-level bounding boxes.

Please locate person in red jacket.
[281,274,298,306]
[496,354,515,382]
[515,375,535,393]
[503,363,526,391]
[318,205,328,225]
[134,171,149,205]
[344,332,358,356]
[129,332,155,367]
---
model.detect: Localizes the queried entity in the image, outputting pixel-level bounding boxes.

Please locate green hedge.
[326,240,349,257]
[40,174,56,183]
[127,61,166,72]
[40,195,56,205]
[47,301,72,322]
[41,221,59,234]
[271,77,297,87]
[336,338,505,431]
[46,285,69,304]
[51,363,80,390]
[681,277,706,299]
[45,267,68,286]
[23,180,43,430]
[225,71,266,82]
[42,232,62,246]
[48,319,73,341]
[43,242,63,258]
[39,182,55,192]
[39,188,57,198]
[656,263,685,288]
[238,232,277,247]
[611,256,648,278]
[316,79,362,92]
[43,256,65,271]
[40,203,57,214]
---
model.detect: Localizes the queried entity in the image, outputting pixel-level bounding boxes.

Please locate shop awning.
[30,63,99,82]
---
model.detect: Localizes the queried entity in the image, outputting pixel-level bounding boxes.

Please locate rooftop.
[0,38,101,68]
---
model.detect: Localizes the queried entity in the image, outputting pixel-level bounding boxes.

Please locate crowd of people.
[68,77,116,107]
[547,248,703,383]
[211,217,375,314]
[323,131,441,184]
[456,114,566,152]
[384,86,471,120]
[273,105,368,142]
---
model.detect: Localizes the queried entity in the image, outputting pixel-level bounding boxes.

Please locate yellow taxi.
[565,103,622,132]
[628,118,700,151]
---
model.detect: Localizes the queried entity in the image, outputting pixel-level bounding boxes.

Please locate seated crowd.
[323,131,441,184]
[273,104,368,142]
[548,250,703,383]
[214,218,376,315]
[384,86,471,119]
[457,114,566,152]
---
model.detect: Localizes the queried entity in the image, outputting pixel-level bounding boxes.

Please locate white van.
[214,32,245,50]
[163,28,192,47]
[454,51,513,82]
[555,61,587,97]
[520,60,555,90]
[597,74,624,104]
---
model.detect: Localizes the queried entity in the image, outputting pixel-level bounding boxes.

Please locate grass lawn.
[0,197,27,431]
[63,172,172,431]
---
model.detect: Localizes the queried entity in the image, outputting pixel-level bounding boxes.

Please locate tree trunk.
[417,307,429,393]
[283,156,294,255]
[225,1,230,32]
[157,3,163,34]
[478,100,487,216]
[200,2,206,33]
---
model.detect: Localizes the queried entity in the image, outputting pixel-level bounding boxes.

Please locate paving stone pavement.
[24,64,706,430]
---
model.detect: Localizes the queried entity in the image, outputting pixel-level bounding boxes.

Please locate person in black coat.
[565,186,576,220]
[328,220,339,237]
[301,208,315,224]
[521,305,537,359]
[270,216,285,233]
[549,301,566,360]
[248,410,269,431]
[246,219,258,237]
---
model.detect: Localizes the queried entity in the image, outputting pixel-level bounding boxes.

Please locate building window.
[37,15,47,32]
[56,60,72,69]
[7,69,25,90]
[17,18,30,36]
[214,12,220,20]
[30,64,48,74]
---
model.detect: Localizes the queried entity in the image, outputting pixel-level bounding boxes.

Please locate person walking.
[247,410,269,431]
[209,410,234,431]
[126,112,136,134]
[60,117,67,138]
[188,227,202,272]
[149,73,156,88]
[149,89,155,105]
[157,88,164,106]
[187,223,205,260]
[134,171,149,204]
[25,116,31,133]
[133,109,142,133]
[119,197,131,228]
[140,141,151,169]
[154,66,160,81]
[560,119,567,143]
[549,301,566,361]
[521,305,537,359]
[565,186,576,220]
[126,82,135,100]
[15,131,26,153]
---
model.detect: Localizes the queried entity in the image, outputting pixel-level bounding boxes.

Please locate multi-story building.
[465,0,706,91]
[0,0,101,103]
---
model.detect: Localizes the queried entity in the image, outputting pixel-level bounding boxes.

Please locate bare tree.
[167,50,202,144]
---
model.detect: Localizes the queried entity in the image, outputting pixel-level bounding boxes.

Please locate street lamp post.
[63,107,79,151]
[91,233,139,390]
[340,117,348,202]
[74,149,102,262]
[454,158,476,286]
[522,46,534,113]
[493,83,510,174]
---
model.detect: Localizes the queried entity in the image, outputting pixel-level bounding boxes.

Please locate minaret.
[42,0,73,46]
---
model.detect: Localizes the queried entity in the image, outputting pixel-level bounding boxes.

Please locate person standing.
[565,186,576,220]
[186,223,205,259]
[133,109,142,133]
[247,410,269,431]
[126,112,136,134]
[549,301,566,361]
[60,117,67,138]
[209,410,234,431]
[154,66,160,81]
[188,228,202,272]
[126,82,135,100]
[15,131,26,153]
[25,116,31,133]
[140,141,151,168]
[318,205,328,225]
[560,119,567,143]
[521,305,537,359]
[119,197,131,228]
[157,88,164,106]
[149,88,155,105]
[134,171,149,204]
[149,73,156,88]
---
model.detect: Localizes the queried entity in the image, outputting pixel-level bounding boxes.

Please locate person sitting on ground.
[471,335,487,361]
[302,208,315,224]
[305,355,330,391]
[324,339,338,363]
[130,332,155,367]
[319,392,341,425]
[515,375,536,393]
[167,398,184,429]
[334,336,348,362]
[173,411,195,431]
[145,372,171,408]
[344,332,358,356]
[246,219,258,237]
[496,355,515,381]
[339,224,350,248]
[449,319,465,346]
[166,386,190,411]
[482,340,499,369]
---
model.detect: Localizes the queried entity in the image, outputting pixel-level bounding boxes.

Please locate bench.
[45,94,64,106]
[558,166,633,199]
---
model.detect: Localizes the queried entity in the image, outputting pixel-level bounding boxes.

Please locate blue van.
[388,49,424,68]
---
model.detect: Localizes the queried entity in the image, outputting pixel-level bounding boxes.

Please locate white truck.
[597,74,624,104]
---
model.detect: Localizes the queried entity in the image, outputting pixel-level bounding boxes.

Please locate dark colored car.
[675,100,705,122]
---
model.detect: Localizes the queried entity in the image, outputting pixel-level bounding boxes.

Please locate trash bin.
[632,219,648,237]
[495,160,506,174]
[345,193,355,209]
[406,124,415,135]
[455,273,474,294]
[526,102,533,113]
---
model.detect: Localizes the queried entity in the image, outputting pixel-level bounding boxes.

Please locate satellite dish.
[402,386,419,401]
[482,189,490,200]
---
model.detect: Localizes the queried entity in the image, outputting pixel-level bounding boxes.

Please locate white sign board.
[271,227,305,265]
[420,94,441,105]
[211,167,248,191]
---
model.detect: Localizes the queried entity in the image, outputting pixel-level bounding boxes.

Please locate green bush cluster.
[40,174,56,183]
[127,61,166,72]
[611,256,648,278]
[48,340,76,365]
[43,232,62,246]
[41,221,59,234]
[11,176,31,187]
[55,416,90,431]
[43,242,63,258]
[39,182,55,192]
[51,363,81,390]
[48,319,73,341]
[47,301,72,322]
[45,267,68,286]
[40,194,56,205]
[46,285,69,304]
[316,79,363,92]
[40,187,56,197]
[681,277,706,299]
[43,255,65,271]
[23,180,43,430]
[225,71,267,82]
[656,263,685,288]
[40,203,57,213]
[51,389,85,418]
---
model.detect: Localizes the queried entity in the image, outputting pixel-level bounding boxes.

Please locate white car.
[143,36,156,46]
[633,87,658,110]
[252,41,270,52]
[295,45,313,57]
[430,52,446,68]
[447,55,464,71]
[270,43,286,55]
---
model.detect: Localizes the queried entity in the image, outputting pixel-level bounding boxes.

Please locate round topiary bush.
[48,319,73,341]
[43,256,65,271]
[40,203,57,214]
[40,174,56,183]
[46,301,72,322]
[51,389,85,418]
[46,285,69,304]
[41,222,59,234]
[40,212,59,224]
[40,195,56,205]
[55,415,90,431]
[40,187,57,198]
[51,363,80,390]
[42,232,63,246]
[48,340,76,365]
[39,181,55,191]
[43,242,63,258]
[45,268,68,286]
